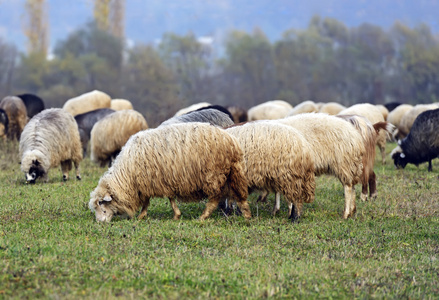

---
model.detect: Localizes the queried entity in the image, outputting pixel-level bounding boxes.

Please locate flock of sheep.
[1,91,439,223]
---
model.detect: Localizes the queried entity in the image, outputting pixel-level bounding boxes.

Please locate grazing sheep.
[226,106,248,123]
[248,102,291,121]
[338,103,389,164]
[159,106,234,128]
[337,115,395,201]
[110,99,133,111]
[174,102,211,116]
[384,102,402,112]
[397,104,438,139]
[226,122,315,222]
[74,108,115,155]
[287,100,319,116]
[319,102,346,115]
[264,100,294,110]
[391,108,439,172]
[63,90,111,116]
[0,108,8,140]
[375,104,389,120]
[90,110,148,167]
[277,113,365,219]
[89,122,251,222]
[0,96,28,140]
[16,94,45,119]
[19,108,83,183]
[387,104,413,139]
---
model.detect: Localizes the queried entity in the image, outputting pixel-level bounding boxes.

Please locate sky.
[0,0,438,52]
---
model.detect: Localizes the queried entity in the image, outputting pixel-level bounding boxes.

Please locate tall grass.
[1,140,438,299]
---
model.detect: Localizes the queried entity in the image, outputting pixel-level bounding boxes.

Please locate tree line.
[1,16,439,126]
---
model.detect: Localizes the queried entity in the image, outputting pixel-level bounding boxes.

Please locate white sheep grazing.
[397,104,439,139]
[110,99,134,111]
[277,113,365,219]
[319,102,346,115]
[287,100,319,116]
[63,90,111,116]
[386,104,413,140]
[19,108,83,183]
[248,101,292,121]
[338,103,388,164]
[174,102,211,116]
[90,109,148,167]
[226,122,315,221]
[89,122,251,222]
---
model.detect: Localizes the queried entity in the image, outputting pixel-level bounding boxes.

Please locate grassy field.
[1,140,438,299]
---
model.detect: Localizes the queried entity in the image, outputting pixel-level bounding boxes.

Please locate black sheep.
[384,102,402,112]
[74,108,115,155]
[391,108,439,171]
[16,93,45,118]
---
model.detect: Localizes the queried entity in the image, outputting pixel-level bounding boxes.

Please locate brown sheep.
[0,96,28,140]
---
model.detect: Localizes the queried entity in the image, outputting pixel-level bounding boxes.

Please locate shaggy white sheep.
[226,122,315,221]
[338,103,389,164]
[63,90,111,116]
[89,122,251,222]
[90,109,148,167]
[110,99,134,111]
[19,108,83,183]
[277,113,365,219]
[386,104,413,139]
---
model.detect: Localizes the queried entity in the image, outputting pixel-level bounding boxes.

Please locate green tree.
[121,45,178,127]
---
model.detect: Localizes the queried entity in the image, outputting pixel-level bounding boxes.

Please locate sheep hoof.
[62,175,67,181]
[360,193,368,201]
[76,175,82,180]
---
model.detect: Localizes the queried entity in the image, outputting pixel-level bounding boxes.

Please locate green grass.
[1,140,438,299]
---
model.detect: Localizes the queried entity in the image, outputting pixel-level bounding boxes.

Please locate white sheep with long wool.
[19,108,83,183]
[63,90,111,116]
[89,122,252,222]
[248,100,292,121]
[225,122,315,221]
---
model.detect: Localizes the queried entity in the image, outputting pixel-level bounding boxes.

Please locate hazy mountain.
[0,0,438,51]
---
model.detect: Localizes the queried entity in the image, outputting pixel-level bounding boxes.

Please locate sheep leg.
[380,145,386,165]
[257,190,269,203]
[428,160,433,172]
[73,160,81,180]
[199,197,220,220]
[138,198,150,220]
[169,198,182,220]
[289,202,302,223]
[360,182,368,201]
[272,192,281,216]
[60,160,72,181]
[343,185,355,219]
[288,202,293,217]
[369,171,377,199]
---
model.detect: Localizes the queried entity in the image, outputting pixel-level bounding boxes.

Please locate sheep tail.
[228,161,249,203]
[373,121,395,135]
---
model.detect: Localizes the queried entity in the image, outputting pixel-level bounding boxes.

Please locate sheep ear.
[103,194,112,202]
[400,153,405,158]
[397,139,402,145]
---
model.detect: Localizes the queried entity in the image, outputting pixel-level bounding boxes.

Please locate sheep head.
[391,146,408,169]
[26,159,46,184]
[89,184,120,222]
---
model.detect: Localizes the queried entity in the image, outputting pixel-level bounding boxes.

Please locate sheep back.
[89,122,249,221]
[287,100,319,116]
[174,102,211,116]
[0,96,28,140]
[398,104,438,138]
[110,99,134,111]
[248,103,291,121]
[319,102,346,115]
[19,108,83,180]
[63,90,111,116]
[90,109,148,166]
[159,108,234,128]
